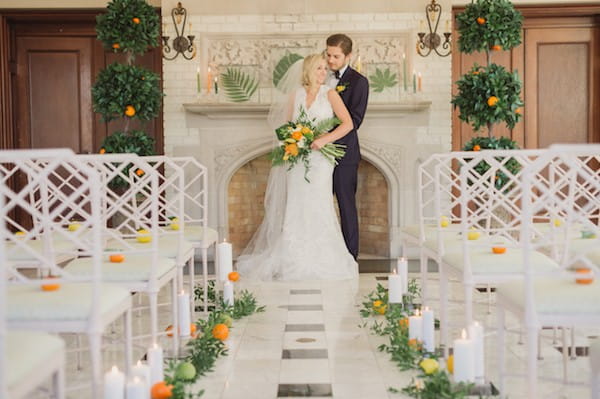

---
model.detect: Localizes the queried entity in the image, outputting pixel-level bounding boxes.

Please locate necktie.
[334,70,340,79]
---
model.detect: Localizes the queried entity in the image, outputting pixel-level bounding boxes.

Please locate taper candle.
[417,72,422,92]
[130,361,150,395]
[214,76,219,95]
[223,280,234,306]
[396,257,408,293]
[402,53,407,91]
[413,69,416,93]
[206,67,212,93]
[196,67,201,93]
[217,240,233,281]
[178,290,191,338]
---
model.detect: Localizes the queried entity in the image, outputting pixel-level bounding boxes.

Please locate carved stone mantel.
[183,101,431,119]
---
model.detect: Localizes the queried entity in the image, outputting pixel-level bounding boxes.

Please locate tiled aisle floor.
[52,268,595,399]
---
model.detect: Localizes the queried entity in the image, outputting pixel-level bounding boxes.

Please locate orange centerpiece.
[492,246,506,254]
[575,267,594,285]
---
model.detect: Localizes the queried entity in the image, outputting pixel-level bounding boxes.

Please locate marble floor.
[35,260,596,399]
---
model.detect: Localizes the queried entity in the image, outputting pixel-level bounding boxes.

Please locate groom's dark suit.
[333,66,369,260]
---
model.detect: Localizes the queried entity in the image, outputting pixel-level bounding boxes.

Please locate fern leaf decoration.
[272,52,303,88]
[220,68,258,103]
[369,67,398,93]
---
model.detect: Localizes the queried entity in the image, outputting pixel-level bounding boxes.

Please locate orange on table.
[492,246,506,254]
[575,267,594,285]
[41,276,61,292]
[109,254,125,263]
[151,381,173,399]
[212,323,229,341]
[228,271,240,282]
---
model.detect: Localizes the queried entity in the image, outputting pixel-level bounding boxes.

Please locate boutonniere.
[336,82,349,93]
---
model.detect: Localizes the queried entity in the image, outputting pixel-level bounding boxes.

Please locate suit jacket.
[334,66,369,166]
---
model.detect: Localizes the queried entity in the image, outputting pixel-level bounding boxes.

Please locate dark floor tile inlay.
[277,383,333,397]
[287,305,323,311]
[285,324,326,332]
[282,349,328,359]
[290,289,322,295]
[375,276,388,281]
[554,346,589,357]
[475,287,496,293]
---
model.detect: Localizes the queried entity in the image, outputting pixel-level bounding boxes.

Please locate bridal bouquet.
[269,108,346,180]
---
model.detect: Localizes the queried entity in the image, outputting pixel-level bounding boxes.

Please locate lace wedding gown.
[236,85,358,281]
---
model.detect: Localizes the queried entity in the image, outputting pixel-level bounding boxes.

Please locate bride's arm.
[310,90,354,150]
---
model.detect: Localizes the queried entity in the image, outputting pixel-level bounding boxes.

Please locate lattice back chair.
[170,156,217,313]
[68,154,182,349]
[495,145,600,398]
[0,149,132,399]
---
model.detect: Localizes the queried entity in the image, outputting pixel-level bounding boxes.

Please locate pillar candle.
[388,269,403,303]
[196,67,201,93]
[147,343,164,385]
[223,280,234,306]
[408,309,423,341]
[103,366,125,399]
[396,257,408,293]
[356,55,362,73]
[417,72,422,92]
[402,53,407,91]
[130,360,150,395]
[178,290,191,338]
[214,76,219,95]
[125,377,145,399]
[206,67,212,93]
[468,321,485,383]
[453,329,475,383]
[217,240,233,281]
[422,306,435,353]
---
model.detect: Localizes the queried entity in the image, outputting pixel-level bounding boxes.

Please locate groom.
[326,33,369,260]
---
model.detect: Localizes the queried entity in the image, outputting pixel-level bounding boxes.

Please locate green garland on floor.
[360,281,475,398]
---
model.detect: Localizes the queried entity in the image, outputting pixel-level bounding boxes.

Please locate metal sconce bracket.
[162,2,196,60]
[417,0,451,57]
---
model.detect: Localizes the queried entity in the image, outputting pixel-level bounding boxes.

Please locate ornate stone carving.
[361,139,403,177]
[214,137,272,177]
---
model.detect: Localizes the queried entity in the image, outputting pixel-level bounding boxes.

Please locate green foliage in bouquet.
[92,62,163,122]
[462,136,521,190]
[369,67,398,93]
[220,67,258,103]
[456,0,523,54]
[451,64,523,132]
[96,0,160,55]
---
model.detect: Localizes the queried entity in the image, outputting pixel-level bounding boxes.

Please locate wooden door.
[524,27,596,148]
[15,36,94,153]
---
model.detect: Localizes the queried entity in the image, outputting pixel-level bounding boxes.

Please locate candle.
[446,20,450,32]
[422,307,435,353]
[419,19,425,32]
[356,55,362,73]
[103,366,125,399]
[214,76,219,95]
[388,269,403,303]
[217,240,233,281]
[125,377,145,399]
[468,321,485,383]
[223,280,234,306]
[402,53,407,91]
[417,72,422,92]
[413,69,417,93]
[196,67,201,93]
[408,309,423,341]
[178,290,191,338]
[396,257,408,293]
[206,67,212,93]
[453,329,475,383]
[131,360,150,395]
[147,344,164,385]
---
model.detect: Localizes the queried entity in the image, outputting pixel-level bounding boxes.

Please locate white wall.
[0,0,160,7]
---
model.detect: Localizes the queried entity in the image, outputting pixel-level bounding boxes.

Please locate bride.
[236,53,359,281]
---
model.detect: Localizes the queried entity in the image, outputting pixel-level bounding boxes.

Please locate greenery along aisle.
[360,282,475,399]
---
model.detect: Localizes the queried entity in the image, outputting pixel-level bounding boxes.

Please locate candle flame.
[392,268,397,274]
[461,328,467,339]
[403,53,406,59]
[111,365,119,372]
[424,306,429,311]
[133,376,140,383]
[136,360,142,366]
[415,309,420,316]
[208,66,211,73]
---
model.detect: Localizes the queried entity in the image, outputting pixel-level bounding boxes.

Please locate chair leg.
[54,365,66,399]
[202,247,208,314]
[420,252,427,307]
[439,261,449,358]
[526,325,538,399]
[570,327,577,360]
[149,291,158,347]
[89,332,102,399]
[124,308,133,376]
[537,330,543,360]
[188,256,195,319]
[562,327,569,383]
[76,334,83,371]
[171,277,179,357]
[497,307,506,395]
[487,284,492,314]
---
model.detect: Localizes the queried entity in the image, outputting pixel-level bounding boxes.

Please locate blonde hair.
[302,53,326,88]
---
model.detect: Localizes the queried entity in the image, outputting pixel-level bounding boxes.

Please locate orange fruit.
[151,381,173,399]
[124,105,136,117]
[228,271,240,282]
[109,254,125,263]
[112,43,120,49]
[212,323,229,341]
[408,338,422,350]
[487,96,498,107]
[492,246,506,254]
[491,44,502,51]
[476,17,486,25]
[135,169,144,176]
[472,71,479,75]
[575,267,594,285]
[398,318,409,330]
[132,17,141,24]
[99,148,106,154]
[473,144,481,152]
[41,276,60,291]
[190,323,197,338]
[515,108,522,114]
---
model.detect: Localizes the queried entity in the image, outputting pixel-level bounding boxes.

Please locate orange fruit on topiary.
[135,169,145,176]
[487,96,498,107]
[112,43,120,49]
[124,105,136,117]
[151,381,173,399]
[575,267,594,284]
[109,254,125,263]
[492,246,506,254]
[515,108,522,115]
[228,271,240,282]
[212,323,229,341]
[476,17,486,25]
[491,44,502,51]
[473,145,481,152]
[99,148,106,154]
[472,71,479,75]
[41,276,60,291]
[190,323,198,338]
[132,17,141,24]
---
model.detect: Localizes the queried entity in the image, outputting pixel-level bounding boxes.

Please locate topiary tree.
[451,0,523,141]
[92,0,162,170]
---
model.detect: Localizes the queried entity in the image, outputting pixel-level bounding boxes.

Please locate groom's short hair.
[326,34,353,55]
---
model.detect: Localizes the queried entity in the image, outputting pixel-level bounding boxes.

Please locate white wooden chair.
[0,149,66,399]
[0,149,133,399]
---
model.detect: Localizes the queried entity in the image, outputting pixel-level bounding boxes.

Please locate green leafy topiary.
[369,67,398,93]
[451,63,523,132]
[96,0,160,55]
[220,68,259,102]
[456,0,523,54]
[99,130,155,155]
[462,136,521,189]
[92,62,163,122]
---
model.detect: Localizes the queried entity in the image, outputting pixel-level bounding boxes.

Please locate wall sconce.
[416,0,451,57]
[162,2,196,60]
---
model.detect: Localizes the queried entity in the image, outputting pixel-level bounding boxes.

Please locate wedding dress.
[236,85,358,281]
